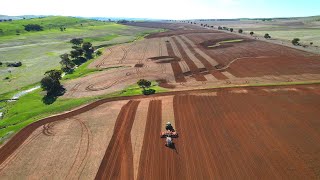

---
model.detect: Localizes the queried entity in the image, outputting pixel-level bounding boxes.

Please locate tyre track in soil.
[85,67,164,92]
[165,40,187,83]
[68,83,82,97]
[0,121,59,172]
[65,117,92,179]
[171,36,207,81]
[95,100,140,180]
[0,131,43,172]
[96,48,113,68]
[137,99,185,180]
[119,42,136,64]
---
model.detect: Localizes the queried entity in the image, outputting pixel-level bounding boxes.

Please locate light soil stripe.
[160,38,168,56]
[181,35,219,66]
[161,96,175,131]
[179,61,191,73]
[175,36,205,69]
[204,74,218,81]
[222,71,236,79]
[168,37,182,58]
[131,99,150,180]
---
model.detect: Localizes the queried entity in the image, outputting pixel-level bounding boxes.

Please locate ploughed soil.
[1,85,320,179]
[200,38,251,49]
[138,85,320,179]
[126,22,201,30]
[64,27,320,98]
[227,56,320,77]
[146,30,219,38]
[134,63,144,67]
[149,56,181,63]
[156,79,176,89]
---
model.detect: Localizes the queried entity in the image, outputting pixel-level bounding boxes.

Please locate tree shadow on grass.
[42,87,66,105]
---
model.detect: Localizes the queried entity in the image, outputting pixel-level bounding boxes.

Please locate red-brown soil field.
[1,85,320,179]
[63,23,320,98]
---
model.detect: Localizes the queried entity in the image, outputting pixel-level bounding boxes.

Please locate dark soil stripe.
[165,41,187,83]
[171,37,207,81]
[95,100,140,180]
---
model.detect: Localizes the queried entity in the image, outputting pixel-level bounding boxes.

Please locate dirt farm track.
[1,85,320,179]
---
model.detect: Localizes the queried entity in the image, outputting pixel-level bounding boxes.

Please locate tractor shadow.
[168,143,179,154]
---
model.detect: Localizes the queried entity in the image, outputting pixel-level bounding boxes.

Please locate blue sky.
[0,0,319,19]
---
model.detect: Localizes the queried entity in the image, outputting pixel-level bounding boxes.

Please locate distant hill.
[188,15,320,22]
[0,16,106,36]
[0,15,23,20]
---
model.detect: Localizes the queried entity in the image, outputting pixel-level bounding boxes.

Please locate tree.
[96,50,102,56]
[137,79,156,95]
[44,69,62,81]
[238,29,243,33]
[218,26,223,30]
[24,24,43,31]
[70,38,83,46]
[264,33,271,39]
[59,53,75,72]
[292,38,300,45]
[230,28,233,32]
[310,42,313,46]
[82,42,94,59]
[137,79,151,91]
[70,49,84,59]
[250,31,254,36]
[41,69,63,96]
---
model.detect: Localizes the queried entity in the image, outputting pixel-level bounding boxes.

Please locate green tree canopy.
[59,53,75,72]
[292,38,300,45]
[70,38,84,46]
[137,79,151,90]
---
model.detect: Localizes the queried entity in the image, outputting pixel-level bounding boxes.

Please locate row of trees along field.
[183,20,271,39]
[216,26,273,39]
[60,38,95,72]
[40,38,101,104]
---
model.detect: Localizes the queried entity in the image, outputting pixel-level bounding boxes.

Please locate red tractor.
[160,122,179,147]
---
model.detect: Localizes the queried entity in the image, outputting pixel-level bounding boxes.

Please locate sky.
[0,0,319,19]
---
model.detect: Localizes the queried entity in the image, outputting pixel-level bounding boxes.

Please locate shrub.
[310,42,313,45]
[24,24,43,31]
[142,89,156,95]
[96,50,102,56]
[7,62,22,67]
[250,32,254,36]
[230,28,233,32]
[0,62,2,66]
[238,29,243,33]
[264,33,271,39]
[292,38,300,45]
